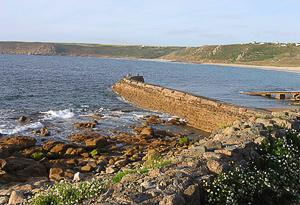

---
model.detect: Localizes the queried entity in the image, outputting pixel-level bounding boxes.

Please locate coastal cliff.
[112,76,270,132]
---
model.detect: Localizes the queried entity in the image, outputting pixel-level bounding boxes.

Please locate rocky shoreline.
[0,109,300,204]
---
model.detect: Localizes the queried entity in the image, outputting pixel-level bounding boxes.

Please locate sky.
[0,0,299,47]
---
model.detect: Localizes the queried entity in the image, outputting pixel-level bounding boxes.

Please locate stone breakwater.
[112,76,270,132]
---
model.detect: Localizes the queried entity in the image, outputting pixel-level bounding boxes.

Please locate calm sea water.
[0,54,299,142]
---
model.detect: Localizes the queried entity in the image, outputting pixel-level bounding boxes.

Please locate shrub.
[202,129,300,204]
[27,179,105,205]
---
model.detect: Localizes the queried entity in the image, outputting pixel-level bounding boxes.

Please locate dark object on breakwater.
[125,74,144,82]
[112,76,270,132]
[243,91,300,101]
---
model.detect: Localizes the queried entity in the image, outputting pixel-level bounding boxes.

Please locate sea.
[0,54,299,144]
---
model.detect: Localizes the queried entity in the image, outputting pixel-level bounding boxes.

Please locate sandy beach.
[202,62,300,72]
[139,58,300,73]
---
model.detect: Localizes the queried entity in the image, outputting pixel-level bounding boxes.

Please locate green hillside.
[1,41,300,67]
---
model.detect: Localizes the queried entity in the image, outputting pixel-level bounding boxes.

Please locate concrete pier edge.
[112,75,271,133]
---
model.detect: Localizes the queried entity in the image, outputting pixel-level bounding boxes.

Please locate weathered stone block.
[189,146,206,156]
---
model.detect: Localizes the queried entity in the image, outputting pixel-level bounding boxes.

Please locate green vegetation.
[202,129,300,204]
[46,152,60,159]
[90,149,100,157]
[1,41,300,67]
[112,154,172,183]
[30,152,45,161]
[111,169,148,183]
[27,179,105,205]
[179,137,189,144]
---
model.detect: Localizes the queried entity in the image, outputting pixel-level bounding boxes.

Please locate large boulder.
[43,141,63,152]
[0,157,47,182]
[85,137,107,149]
[0,136,36,150]
[50,143,78,155]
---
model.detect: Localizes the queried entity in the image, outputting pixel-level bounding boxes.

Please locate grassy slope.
[161,43,300,67]
[1,41,300,67]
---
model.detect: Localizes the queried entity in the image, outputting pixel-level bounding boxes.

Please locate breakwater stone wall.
[112,76,270,132]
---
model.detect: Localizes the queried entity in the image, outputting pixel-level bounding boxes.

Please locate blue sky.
[0,0,299,46]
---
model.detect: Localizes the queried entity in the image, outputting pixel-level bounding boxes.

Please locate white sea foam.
[42,109,75,120]
[0,122,43,135]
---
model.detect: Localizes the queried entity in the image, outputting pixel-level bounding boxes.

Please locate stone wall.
[111,77,270,132]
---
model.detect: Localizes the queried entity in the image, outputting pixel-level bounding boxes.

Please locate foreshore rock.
[0,109,299,204]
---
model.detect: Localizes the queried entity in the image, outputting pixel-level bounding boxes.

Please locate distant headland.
[1,41,300,71]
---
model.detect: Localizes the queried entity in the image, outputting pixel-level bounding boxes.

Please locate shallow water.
[0,54,299,141]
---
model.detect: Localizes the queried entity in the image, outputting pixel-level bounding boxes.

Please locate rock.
[19,116,27,121]
[42,141,61,152]
[64,169,76,181]
[254,136,268,145]
[249,123,266,135]
[49,168,64,180]
[0,196,9,204]
[8,191,24,204]
[109,158,116,165]
[15,162,47,181]
[65,147,84,156]
[120,173,140,183]
[72,121,99,129]
[273,118,292,129]
[91,114,104,118]
[224,127,236,136]
[50,143,76,155]
[0,136,36,150]
[97,158,109,167]
[183,184,200,205]
[203,152,222,160]
[147,149,161,159]
[204,140,222,151]
[114,159,128,167]
[0,158,7,169]
[214,149,232,156]
[270,129,287,139]
[175,171,189,178]
[40,126,50,136]
[80,165,93,172]
[159,194,186,205]
[1,157,47,182]
[106,166,117,174]
[206,160,228,174]
[95,166,104,173]
[109,115,119,118]
[70,132,99,143]
[46,152,61,159]
[141,127,154,135]
[85,137,107,149]
[255,118,275,126]
[140,180,154,189]
[78,161,87,166]
[73,172,84,181]
[189,146,206,156]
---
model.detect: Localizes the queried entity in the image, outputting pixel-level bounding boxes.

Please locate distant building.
[281,44,287,47]
[275,41,279,44]
[296,43,300,46]
[259,42,265,45]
